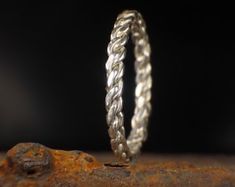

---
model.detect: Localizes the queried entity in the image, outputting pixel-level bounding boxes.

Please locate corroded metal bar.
[0,143,235,187]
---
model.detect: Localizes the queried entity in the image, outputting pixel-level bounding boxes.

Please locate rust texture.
[0,143,235,187]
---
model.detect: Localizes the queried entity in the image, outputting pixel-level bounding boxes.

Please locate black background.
[0,1,235,153]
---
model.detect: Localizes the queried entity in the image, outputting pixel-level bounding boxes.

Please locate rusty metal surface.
[0,143,235,187]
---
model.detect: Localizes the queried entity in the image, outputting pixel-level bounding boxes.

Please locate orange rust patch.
[0,143,235,186]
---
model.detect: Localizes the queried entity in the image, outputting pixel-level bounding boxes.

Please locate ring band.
[105,10,152,162]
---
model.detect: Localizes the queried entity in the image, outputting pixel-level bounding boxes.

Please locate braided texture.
[105,10,152,162]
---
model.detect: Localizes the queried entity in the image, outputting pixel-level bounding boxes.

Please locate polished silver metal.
[105,10,152,162]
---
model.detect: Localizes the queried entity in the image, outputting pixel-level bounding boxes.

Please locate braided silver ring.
[105,10,152,162]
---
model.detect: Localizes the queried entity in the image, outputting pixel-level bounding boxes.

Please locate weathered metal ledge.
[0,143,235,187]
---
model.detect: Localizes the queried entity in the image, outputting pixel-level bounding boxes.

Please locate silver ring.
[105,10,152,162]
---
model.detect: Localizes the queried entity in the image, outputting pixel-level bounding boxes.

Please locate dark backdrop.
[0,1,235,153]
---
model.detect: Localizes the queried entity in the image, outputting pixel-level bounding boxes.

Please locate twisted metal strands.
[105,10,152,162]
